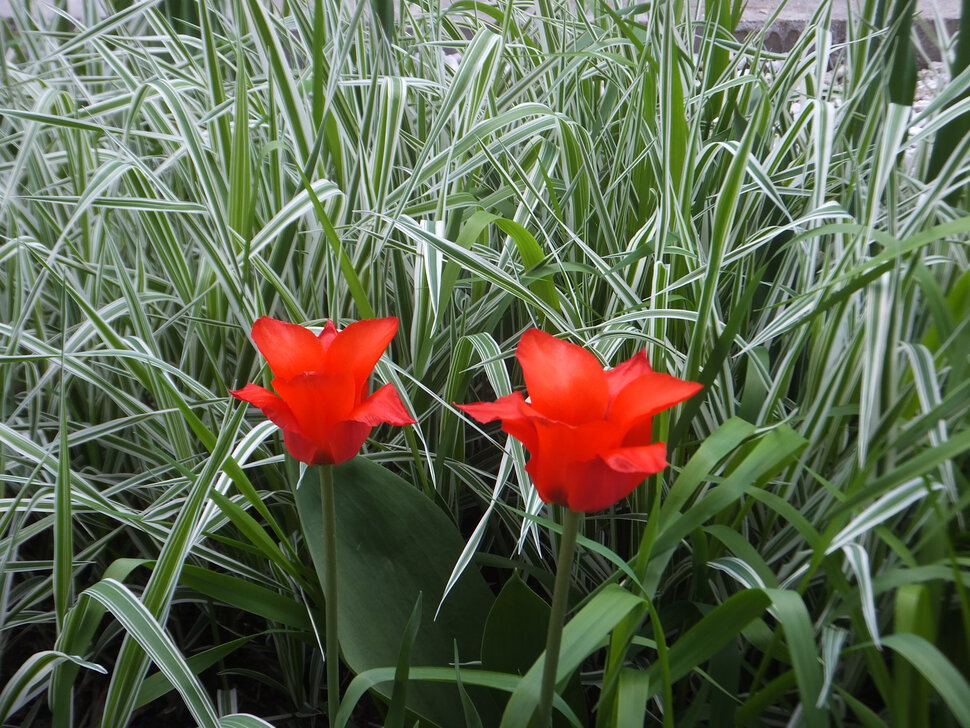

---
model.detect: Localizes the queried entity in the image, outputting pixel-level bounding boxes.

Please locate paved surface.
[737,0,958,20]
[729,0,962,59]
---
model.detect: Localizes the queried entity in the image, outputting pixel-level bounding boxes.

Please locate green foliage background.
[0,0,968,725]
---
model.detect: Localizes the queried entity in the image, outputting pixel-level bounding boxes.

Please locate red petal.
[456,392,532,423]
[251,317,326,380]
[621,418,653,448]
[516,329,609,425]
[231,383,330,464]
[324,317,399,384]
[605,350,653,398]
[524,419,619,506]
[230,383,299,432]
[563,459,647,512]
[525,459,568,507]
[280,418,371,465]
[325,420,373,464]
[281,428,333,465]
[272,372,357,447]
[564,443,667,511]
[318,320,339,350]
[607,372,702,428]
[351,383,416,426]
[602,442,668,474]
[273,373,376,464]
[458,392,540,452]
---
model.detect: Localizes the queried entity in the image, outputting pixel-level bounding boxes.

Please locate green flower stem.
[536,507,581,727]
[320,464,340,727]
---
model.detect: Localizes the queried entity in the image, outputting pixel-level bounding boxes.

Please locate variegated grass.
[1,0,968,725]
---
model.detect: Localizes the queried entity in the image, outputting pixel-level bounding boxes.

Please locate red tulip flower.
[458,329,701,512]
[231,316,415,465]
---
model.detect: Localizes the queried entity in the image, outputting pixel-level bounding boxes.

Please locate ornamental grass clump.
[1,0,968,726]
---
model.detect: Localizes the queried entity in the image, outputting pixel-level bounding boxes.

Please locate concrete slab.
[717,0,962,60]
[736,0,959,21]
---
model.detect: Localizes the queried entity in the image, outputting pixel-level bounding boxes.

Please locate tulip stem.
[320,465,340,727]
[537,507,580,728]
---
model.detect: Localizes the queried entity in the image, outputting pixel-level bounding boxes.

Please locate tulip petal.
[251,317,326,380]
[621,418,653,449]
[229,383,299,432]
[524,419,618,506]
[272,372,358,445]
[324,317,399,384]
[458,392,540,452]
[281,428,333,465]
[563,460,646,512]
[456,392,533,423]
[352,383,416,426]
[605,350,653,398]
[525,459,568,507]
[231,383,331,464]
[564,443,668,511]
[517,329,609,424]
[318,320,339,350]
[602,442,668,474]
[607,372,703,428]
[325,420,373,465]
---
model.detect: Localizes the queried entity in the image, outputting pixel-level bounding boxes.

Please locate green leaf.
[499,585,643,728]
[99,405,249,728]
[762,589,827,728]
[76,579,221,728]
[642,589,771,698]
[336,666,579,728]
[218,715,278,727]
[0,651,105,723]
[179,565,312,631]
[136,635,263,708]
[458,210,562,311]
[614,667,650,728]
[383,594,423,728]
[482,572,550,676]
[481,573,589,726]
[661,417,756,520]
[655,425,808,554]
[882,633,970,728]
[892,584,935,726]
[296,457,497,727]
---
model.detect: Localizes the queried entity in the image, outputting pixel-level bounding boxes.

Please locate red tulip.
[231,317,415,465]
[458,329,701,512]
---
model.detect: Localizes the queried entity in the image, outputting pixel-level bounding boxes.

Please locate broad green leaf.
[482,572,550,676]
[296,458,497,727]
